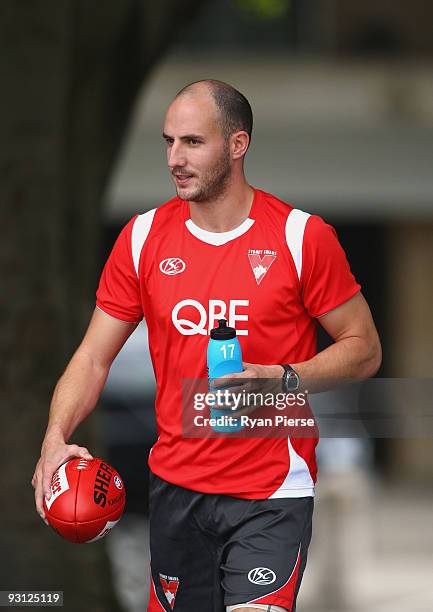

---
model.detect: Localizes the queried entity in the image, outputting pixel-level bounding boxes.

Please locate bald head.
[175,79,253,144]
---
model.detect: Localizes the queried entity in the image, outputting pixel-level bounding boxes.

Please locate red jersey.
[96,189,360,499]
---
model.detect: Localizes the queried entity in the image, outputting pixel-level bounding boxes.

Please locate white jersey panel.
[131,208,157,276]
[285,209,311,280]
[268,439,315,498]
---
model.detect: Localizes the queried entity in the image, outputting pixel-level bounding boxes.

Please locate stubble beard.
[175,145,232,203]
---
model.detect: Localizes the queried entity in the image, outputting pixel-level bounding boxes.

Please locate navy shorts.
[148,472,313,611]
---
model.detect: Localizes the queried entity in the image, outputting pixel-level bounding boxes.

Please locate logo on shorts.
[160,258,186,276]
[114,475,122,489]
[159,573,179,609]
[248,567,277,585]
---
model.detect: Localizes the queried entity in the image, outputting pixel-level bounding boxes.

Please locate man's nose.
[168,142,186,168]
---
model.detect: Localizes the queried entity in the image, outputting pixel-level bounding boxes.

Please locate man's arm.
[289,292,382,385]
[215,293,381,394]
[32,308,138,522]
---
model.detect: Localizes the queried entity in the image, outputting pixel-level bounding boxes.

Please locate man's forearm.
[292,335,381,389]
[43,348,110,445]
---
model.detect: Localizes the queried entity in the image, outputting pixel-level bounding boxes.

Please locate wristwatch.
[281,364,300,392]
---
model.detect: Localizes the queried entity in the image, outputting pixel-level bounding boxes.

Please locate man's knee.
[226,605,288,612]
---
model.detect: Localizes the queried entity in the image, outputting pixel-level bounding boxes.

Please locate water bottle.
[207,319,244,432]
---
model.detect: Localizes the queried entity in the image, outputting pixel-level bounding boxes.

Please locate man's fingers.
[64,444,93,462]
[211,377,245,389]
[42,471,53,501]
[41,458,60,500]
[211,370,258,387]
[42,446,94,498]
[216,372,243,380]
[78,447,93,460]
[32,459,47,521]
[33,443,94,525]
[31,457,42,489]
[35,486,48,524]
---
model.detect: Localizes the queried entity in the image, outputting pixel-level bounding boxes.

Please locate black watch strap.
[281,364,300,392]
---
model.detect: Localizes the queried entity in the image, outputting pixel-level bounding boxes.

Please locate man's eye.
[189,139,200,145]
[165,138,174,145]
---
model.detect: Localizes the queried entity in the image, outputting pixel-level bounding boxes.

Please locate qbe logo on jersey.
[172,299,249,336]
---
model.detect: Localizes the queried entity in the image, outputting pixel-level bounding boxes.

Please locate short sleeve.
[301,216,361,318]
[96,216,143,322]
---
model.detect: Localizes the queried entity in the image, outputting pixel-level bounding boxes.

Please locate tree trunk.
[0,1,204,609]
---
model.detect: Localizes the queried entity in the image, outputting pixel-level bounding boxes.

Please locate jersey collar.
[183,189,258,246]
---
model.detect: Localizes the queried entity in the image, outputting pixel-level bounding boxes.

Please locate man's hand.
[211,362,284,417]
[213,362,283,390]
[32,434,93,524]
[31,309,137,525]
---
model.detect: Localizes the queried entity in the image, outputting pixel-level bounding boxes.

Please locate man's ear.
[231,131,250,160]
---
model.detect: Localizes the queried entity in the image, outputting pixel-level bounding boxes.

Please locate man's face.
[163,91,231,202]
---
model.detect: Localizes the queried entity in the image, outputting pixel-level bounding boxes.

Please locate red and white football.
[43,457,126,543]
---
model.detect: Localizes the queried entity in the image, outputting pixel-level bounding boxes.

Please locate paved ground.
[107,472,433,611]
[301,472,433,611]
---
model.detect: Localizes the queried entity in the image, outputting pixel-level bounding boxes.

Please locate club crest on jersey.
[248,249,277,285]
[159,573,180,609]
[160,258,186,276]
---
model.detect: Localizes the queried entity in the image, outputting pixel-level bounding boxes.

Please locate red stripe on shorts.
[247,544,301,609]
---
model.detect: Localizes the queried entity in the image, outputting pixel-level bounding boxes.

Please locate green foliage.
[235,0,290,20]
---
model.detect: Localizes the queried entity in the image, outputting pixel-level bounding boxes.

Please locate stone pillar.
[386,223,433,479]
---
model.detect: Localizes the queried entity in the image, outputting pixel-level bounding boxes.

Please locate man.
[33,80,381,611]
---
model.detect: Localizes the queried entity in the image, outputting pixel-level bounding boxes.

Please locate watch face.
[284,367,299,391]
